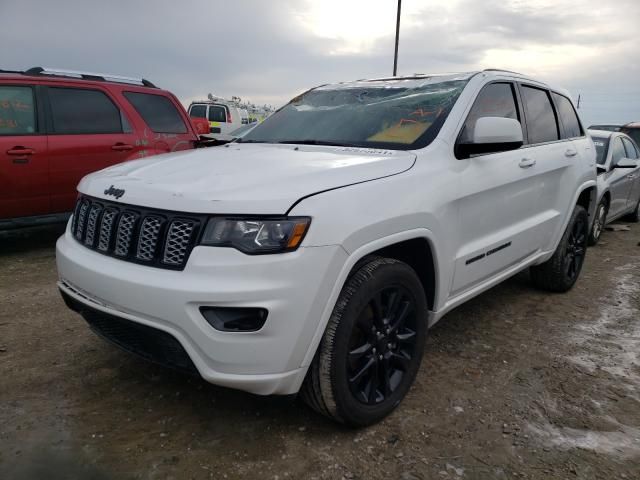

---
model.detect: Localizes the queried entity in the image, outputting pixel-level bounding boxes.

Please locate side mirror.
[613,158,639,169]
[457,117,523,158]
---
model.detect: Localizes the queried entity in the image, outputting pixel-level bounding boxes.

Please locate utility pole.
[393,0,402,76]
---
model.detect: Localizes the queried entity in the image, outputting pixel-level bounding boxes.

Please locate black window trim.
[0,83,43,136]
[42,85,127,136]
[123,90,188,134]
[516,82,565,148]
[454,80,526,159]
[549,91,585,140]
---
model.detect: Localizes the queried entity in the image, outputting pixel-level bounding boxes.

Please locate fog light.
[200,307,268,332]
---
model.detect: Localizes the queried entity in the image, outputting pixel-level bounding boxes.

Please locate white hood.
[78,143,416,214]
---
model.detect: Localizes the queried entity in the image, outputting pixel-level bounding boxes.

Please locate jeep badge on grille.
[104,185,125,199]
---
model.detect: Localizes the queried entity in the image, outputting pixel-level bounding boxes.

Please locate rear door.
[621,137,640,209]
[452,82,541,295]
[207,104,228,134]
[0,84,49,219]
[45,85,141,214]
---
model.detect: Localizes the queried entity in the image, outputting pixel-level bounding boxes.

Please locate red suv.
[0,67,200,229]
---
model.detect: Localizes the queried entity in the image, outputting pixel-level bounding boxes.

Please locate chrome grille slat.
[136,216,163,261]
[163,220,196,265]
[84,204,102,247]
[71,196,200,270]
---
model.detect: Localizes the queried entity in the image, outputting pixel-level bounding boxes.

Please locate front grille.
[60,290,199,376]
[71,195,204,270]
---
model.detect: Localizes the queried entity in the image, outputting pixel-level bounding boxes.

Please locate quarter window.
[552,93,582,139]
[0,86,36,135]
[622,137,639,159]
[521,86,559,144]
[458,82,520,145]
[49,87,122,134]
[124,92,187,134]
[208,105,227,123]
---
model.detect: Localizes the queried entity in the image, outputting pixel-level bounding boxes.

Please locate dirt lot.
[1,223,639,480]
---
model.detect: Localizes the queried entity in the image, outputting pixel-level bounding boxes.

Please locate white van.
[188,101,247,134]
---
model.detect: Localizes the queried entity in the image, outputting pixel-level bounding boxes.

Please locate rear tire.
[300,257,428,426]
[530,205,588,292]
[588,200,607,246]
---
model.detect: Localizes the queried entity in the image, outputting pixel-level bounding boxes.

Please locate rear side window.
[458,82,520,145]
[521,86,559,144]
[0,86,36,135]
[208,105,227,123]
[189,105,206,118]
[124,92,187,133]
[611,137,626,166]
[49,87,122,134]
[552,93,582,138]
[621,127,640,147]
[622,137,639,159]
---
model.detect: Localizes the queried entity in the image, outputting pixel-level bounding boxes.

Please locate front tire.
[530,205,588,292]
[627,199,640,223]
[588,200,607,245]
[300,257,428,426]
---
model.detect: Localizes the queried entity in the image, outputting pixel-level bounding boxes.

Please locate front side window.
[621,128,640,148]
[0,86,36,135]
[189,104,207,118]
[458,82,520,145]
[124,92,187,134]
[552,93,582,139]
[240,75,471,150]
[622,137,639,159]
[611,137,626,166]
[208,105,227,123]
[592,136,609,165]
[521,86,559,144]
[49,87,122,134]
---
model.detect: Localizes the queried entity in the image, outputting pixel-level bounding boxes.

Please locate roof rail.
[24,67,157,88]
[483,68,524,76]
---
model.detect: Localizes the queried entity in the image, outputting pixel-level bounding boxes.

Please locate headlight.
[200,217,311,254]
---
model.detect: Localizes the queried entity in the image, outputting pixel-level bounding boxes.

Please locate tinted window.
[189,105,207,118]
[611,138,626,166]
[49,87,122,134]
[552,93,582,138]
[622,137,639,159]
[208,105,227,122]
[621,127,640,147]
[0,86,36,135]
[521,86,559,144]
[592,136,609,165]
[458,82,520,144]
[124,92,187,133]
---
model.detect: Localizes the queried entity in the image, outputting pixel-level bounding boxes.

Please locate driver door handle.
[7,147,35,156]
[519,158,536,168]
[565,149,578,157]
[111,143,134,151]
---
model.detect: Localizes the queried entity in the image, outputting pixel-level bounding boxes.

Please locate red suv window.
[123,92,187,133]
[0,85,37,135]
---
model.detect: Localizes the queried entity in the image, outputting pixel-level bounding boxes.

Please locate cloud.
[0,0,637,124]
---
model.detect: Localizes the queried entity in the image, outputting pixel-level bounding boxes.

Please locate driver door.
[607,136,634,217]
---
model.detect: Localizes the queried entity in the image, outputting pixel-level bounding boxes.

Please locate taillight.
[226,110,232,123]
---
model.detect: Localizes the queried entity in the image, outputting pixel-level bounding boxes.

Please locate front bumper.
[56,228,347,395]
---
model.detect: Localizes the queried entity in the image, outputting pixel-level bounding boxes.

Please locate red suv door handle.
[7,147,35,156]
[112,143,134,151]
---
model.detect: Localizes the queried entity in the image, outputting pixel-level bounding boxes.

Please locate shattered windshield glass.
[239,75,472,150]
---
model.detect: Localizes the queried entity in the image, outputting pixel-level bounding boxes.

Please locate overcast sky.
[1,0,638,125]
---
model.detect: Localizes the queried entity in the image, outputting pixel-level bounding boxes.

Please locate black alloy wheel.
[564,212,587,283]
[346,286,417,405]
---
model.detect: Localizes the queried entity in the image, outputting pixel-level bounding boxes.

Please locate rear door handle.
[519,158,536,168]
[7,147,35,156]
[111,143,134,151]
[565,149,578,157]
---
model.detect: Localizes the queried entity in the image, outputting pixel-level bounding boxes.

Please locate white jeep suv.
[57,70,597,426]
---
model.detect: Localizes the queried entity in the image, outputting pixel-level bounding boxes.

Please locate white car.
[587,129,640,244]
[57,70,597,426]
[188,100,248,135]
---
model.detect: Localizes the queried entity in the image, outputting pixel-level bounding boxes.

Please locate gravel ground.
[1,222,639,480]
